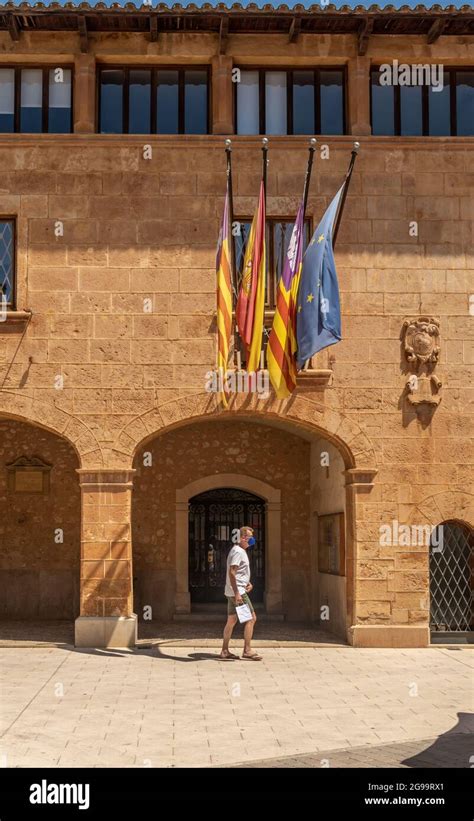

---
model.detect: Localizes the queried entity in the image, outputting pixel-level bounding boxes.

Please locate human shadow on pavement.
[401,713,474,768]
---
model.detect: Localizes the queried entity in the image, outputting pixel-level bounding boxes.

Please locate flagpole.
[259,137,268,369]
[224,139,241,370]
[302,137,317,218]
[262,137,268,206]
[225,139,237,303]
[299,139,318,372]
[332,140,360,247]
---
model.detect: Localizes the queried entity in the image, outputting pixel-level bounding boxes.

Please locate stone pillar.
[74,469,137,648]
[175,500,191,614]
[264,498,283,615]
[211,55,234,135]
[345,469,430,648]
[346,56,371,137]
[73,53,96,134]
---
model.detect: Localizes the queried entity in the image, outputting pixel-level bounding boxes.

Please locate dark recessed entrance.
[188,488,265,604]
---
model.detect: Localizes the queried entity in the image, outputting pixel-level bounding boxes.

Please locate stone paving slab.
[0,642,472,768]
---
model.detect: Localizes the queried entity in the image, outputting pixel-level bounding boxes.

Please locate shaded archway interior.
[0,417,81,620]
[132,416,348,635]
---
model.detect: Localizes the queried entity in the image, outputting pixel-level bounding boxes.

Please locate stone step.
[173,610,285,623]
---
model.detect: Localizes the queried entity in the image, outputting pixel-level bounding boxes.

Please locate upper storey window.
[235,68,346,136]
[0,67,72,133]
[98,67,209,134]
[371,67,474,136]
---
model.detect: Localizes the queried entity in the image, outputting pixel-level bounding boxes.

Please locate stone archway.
[0,391,102,467]
[0,416,81,621]
[115,390,378,473]
[176,473,282,615]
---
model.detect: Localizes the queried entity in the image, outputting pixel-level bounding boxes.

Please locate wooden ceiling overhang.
[0,3,473,57]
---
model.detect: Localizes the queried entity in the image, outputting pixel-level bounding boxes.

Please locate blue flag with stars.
[296,185,344,369]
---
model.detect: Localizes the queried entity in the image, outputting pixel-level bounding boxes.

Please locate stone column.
[264,498,283,614]
[346,56,371,137]
[73,53,96,134]
[74,469,137,648]
[345,469,430,648]
[211,55,234,135]
[175,500,191,614]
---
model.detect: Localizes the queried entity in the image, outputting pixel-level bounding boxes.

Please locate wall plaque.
[318,512,345,576]
[6,456,51,494]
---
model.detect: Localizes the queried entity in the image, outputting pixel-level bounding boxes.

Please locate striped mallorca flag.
[216,178,233,405]
[267,200,305,399]
[236,179,266,372]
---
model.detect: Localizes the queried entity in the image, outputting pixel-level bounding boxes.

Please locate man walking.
[220,525,262,661]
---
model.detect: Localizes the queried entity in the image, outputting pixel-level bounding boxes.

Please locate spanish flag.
[236,180,266,373]
[216,178,233,405]
[267,200,305,399]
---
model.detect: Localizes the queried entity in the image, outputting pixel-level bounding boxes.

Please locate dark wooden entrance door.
[188,488,265,603]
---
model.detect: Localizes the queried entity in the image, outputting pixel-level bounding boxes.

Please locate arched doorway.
[0,417,81,621]
[430,520,473,639]
[188,488,265,604]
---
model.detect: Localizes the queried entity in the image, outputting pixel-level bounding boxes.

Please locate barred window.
[234,217,311,309]
[0,219,15,308]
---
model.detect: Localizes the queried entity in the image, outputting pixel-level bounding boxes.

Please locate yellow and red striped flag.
[267,200,305,398]
[216,179,233,405]
[236,180,266,372]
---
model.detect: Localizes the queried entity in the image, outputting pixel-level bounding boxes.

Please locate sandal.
[242,652,262,661]
[219,652,239,660]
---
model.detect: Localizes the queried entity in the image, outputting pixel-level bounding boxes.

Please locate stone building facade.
[0,4,472,648]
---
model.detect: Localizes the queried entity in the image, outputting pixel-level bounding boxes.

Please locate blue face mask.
[247,536,256,547]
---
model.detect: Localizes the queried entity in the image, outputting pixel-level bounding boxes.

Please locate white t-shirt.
[225,545,250,597]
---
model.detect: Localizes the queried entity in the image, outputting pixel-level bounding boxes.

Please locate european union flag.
[296,186,343,370]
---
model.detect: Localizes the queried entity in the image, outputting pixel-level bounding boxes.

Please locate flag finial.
[353,141,360,153]
[310,137,317,147]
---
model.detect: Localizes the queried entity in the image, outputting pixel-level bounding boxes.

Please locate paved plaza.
[0,622,472,769]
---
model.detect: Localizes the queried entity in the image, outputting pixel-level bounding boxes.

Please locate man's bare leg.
[220,615,238,658]
[243,614,258,656]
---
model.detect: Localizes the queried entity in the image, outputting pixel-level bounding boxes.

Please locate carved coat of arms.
[401,316,442,422]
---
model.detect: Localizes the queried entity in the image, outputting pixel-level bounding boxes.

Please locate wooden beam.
[7,14,20,42]
[78,17,88,54]
[288,17,301,44]
[149,16,158,43]
[218,17,228,56]
[427,18,446,44]
[358,17,373,56]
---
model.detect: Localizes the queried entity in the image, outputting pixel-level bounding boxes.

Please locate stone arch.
[176,473,282,614]
[0,412,82,620]
[0,391,103,468]
[118,391,378,473]
[405,490,474,530]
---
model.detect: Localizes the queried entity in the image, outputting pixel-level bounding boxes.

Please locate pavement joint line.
[0,652,70,741]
